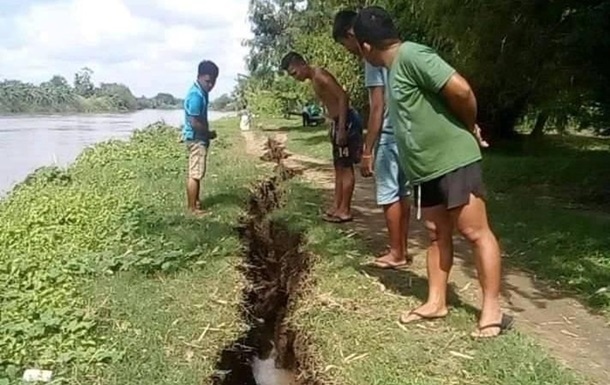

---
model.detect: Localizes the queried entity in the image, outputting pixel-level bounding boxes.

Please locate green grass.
[256,117,610,315]
[277,179,586,385]
[0,116,594,385]
[0,119,258,384]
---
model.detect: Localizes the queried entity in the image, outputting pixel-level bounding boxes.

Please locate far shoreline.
[0,113,238,198]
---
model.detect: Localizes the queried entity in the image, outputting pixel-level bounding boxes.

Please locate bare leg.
[451,194,502,337]
[375,199,407,265]
[402,198,412,262]
[326,165,343,216]
[334,165,354,220]
[400,205,452,323]
[187,178,204,215]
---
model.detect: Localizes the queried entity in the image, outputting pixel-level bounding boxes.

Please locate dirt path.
[241,130,610,384]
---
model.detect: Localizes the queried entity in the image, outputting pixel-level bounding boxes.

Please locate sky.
[0,0,252,98]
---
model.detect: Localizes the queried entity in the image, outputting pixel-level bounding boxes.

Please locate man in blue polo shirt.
[183,60,219,216]
[333,10,412,268]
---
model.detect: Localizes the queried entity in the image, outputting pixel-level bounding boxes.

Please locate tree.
[210,94,234,111]
[74,67,95,98]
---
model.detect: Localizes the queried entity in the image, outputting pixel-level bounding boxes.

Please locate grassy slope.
[0,120,257,384]
[263,117,610,315]
[0,117,594,385]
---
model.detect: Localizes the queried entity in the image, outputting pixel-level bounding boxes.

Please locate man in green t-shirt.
[354,6,509,339]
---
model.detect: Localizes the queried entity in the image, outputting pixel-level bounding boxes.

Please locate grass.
[257,116,610,315]
[279,178,586,385]
[0,119,257,384]
[0,116,595,384]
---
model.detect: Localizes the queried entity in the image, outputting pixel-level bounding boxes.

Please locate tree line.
[235,0,610,138]
[0,67,183,114]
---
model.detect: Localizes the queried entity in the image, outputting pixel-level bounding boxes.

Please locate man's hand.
[360,153,374,177]
[335,127,347,146]
[473,124,489,148]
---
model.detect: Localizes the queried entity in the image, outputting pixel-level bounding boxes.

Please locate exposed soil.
[211,137,319,385]
[241,130,610,385]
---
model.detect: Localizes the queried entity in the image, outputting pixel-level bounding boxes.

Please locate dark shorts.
[415,161,486,210]
[330,109,363,168]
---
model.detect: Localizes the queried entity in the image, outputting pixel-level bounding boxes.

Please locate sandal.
[471,314,515,339]
[399,310,447,325]
[322,213,353,223]
[366,259,410,270]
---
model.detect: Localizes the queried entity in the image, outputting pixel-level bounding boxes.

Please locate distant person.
[353,6,508,339]
[182,60,219,216]
[333,10,412,269]
[280,52,363,223]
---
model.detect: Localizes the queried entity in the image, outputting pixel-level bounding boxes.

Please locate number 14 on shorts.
[338,146,349,157]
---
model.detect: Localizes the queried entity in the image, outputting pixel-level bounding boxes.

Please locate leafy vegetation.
[0,67,182,114]
[238,0,610,138]
[209,93,237,112]
[0,120,252,383]
[0,117,597,384]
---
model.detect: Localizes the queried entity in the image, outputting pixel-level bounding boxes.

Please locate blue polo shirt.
[364,61,395,145]
[182,81,209,144]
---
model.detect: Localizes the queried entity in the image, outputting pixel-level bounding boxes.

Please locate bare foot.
[375,250,410,267]
[189,209,207,218]
[325,207,337,217]
[399,303,449,324]
[471,307,511,339]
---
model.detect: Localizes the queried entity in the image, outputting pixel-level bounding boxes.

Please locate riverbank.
[0,118,599,384]
[0,109,234,195]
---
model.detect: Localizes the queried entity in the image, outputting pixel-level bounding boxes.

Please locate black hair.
[280,51,306,71]
[198,60,219,78]
[332,9,358,41]
[353,6,400,48]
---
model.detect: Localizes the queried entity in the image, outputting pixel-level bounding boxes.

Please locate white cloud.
[0,0,252,98]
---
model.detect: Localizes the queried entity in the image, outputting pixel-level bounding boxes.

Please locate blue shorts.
[331,109,363,168]
[374,141,410,205]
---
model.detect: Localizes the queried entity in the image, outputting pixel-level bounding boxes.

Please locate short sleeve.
[184,91,204,117]
[364,61,385,88]
[403,43,456,93]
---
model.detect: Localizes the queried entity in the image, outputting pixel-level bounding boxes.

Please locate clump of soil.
[260,138,289,163]
[211,138,319,385]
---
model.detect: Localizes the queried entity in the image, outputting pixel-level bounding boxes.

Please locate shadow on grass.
[359,265,480,317]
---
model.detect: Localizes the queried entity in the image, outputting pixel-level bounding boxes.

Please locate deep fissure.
[211,138,317,385]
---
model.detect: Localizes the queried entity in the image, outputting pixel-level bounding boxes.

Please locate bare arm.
[364,86,384,155]
[440,73,477,131]
[189,116,209,137]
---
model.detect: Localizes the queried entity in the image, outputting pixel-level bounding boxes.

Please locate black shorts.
[415,161,486,209]
[330,109,363,168]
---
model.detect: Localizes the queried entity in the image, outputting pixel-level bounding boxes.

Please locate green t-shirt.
[388,42,482,184]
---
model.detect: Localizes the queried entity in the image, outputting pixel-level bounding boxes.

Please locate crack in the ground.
[211,139,319,385]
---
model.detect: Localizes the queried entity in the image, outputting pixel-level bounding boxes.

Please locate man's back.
[182,82,208,142]
[388,41,481,184]
[310,67,349,119]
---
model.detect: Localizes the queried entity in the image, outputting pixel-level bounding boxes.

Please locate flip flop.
[322,213,353,223]
[471,314,514,339]
[366,259,410,270]
[399,310,447,325]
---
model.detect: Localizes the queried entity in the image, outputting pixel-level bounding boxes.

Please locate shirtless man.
[280,52,363,223]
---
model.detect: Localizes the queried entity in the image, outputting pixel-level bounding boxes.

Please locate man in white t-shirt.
[333,10,412,268]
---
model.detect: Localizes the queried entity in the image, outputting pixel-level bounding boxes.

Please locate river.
[0,109,232,196]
